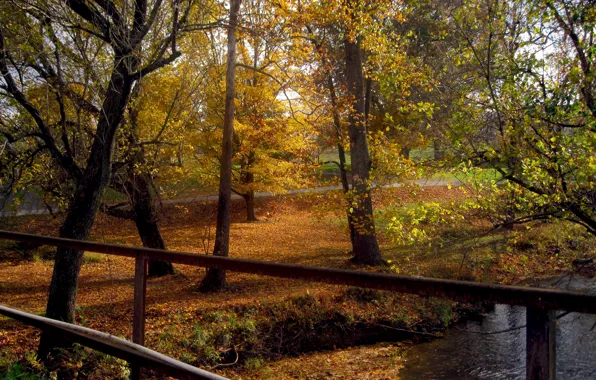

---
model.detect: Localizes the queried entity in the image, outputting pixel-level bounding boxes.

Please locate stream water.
[400,276,596,379]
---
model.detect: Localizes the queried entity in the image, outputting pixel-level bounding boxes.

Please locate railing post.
[131,253,147,380]
[526,307,556,380]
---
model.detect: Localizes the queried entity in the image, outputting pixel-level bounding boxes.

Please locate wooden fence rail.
[0,305,227,380]
[1,229,595,379]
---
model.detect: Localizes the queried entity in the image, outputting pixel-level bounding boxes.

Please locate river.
[400,275,596,379]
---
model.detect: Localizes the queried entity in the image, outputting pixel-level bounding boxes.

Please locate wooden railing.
[1,229,595,379]
[0,305,227,380]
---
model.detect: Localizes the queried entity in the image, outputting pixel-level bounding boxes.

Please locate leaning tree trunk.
[129,174,174,277]
[39,59,134,358]
[344,37,382,266]
[104,172,174,276]
[199,0,241,292]
[124,84,174,277]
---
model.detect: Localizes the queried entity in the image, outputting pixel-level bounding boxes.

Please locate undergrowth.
[151,289,456,372]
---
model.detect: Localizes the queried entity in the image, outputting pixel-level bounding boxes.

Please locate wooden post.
[131,254,147,380]
[526,307,556,380]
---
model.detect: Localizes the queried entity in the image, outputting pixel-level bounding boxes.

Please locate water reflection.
[400,276,596,379]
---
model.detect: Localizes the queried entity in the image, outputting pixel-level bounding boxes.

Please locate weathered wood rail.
[1,229,594,379]
[0,305,227,380]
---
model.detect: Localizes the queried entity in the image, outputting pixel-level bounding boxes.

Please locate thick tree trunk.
[129,174,174,277]
[200,0,241,292]
[344,37,382,266]
[39,59,134,358]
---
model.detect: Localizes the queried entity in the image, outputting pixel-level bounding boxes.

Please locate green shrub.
[0,351,50,380]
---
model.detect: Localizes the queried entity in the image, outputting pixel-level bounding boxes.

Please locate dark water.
[400,276,596,379]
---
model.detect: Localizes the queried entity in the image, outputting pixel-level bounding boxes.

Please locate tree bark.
[39,57,135,357]
[434,140,445,160]
[326,75,355,244]
[400,147,411,159]
[344,37,382,266]
[128,174,174,277]
[199,0,241,292]
[238,151,257,222]
[124,84,174,278]
[243,191,257,222]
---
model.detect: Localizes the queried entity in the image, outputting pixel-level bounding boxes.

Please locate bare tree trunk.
[365,77,372,121]
[130,174,174,277]
[326,75,355,244]
[238,151,257,222]
[401,147,411,159]
[125,85,173,277]
[243,191,257,222]
[39,58,134,357]
[104,172,174,276]
[200,0,241,292]
[434,140,445,160]
[344,37,382,266]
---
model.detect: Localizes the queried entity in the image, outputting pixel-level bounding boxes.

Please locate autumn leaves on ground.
[1,186,592,379]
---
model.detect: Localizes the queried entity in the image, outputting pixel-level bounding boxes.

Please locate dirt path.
[0,178,460,217]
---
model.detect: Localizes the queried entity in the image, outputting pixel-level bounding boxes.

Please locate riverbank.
[1,186,594,378]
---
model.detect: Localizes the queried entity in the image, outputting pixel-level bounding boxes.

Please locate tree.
[443,0,596,233]
[104,80,181,277]
[199,0,242,292]
[287,0,413,265]
[194,0,315,222]
[0,0,195,356]
[343,31,382,265]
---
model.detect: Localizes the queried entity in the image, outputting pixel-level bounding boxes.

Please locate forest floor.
[0,186,594,379]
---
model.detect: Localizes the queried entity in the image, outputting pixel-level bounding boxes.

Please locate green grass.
[102,187,126,202]
[318,149,351,165]
[83,252,103,264]
[410,147,435,162]
[428,167,502,182]
[0,362,46,380]
[316,150,351,174]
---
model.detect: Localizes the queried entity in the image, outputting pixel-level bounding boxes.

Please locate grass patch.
[427,167,502,182]
[409,147,435,162]
[83,252,103,264]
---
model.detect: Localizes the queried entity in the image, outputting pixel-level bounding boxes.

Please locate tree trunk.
[434,140,445,160]
[121,82,173,277]
[243,191,257,222]
[239,151,257,222]
[344,37,382,266]
[338,143,355,243]
[39,58,134,358]
[129,174,174,277]
[199,0,241,292]
[400,147,411,159]
[326,74,355,244]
